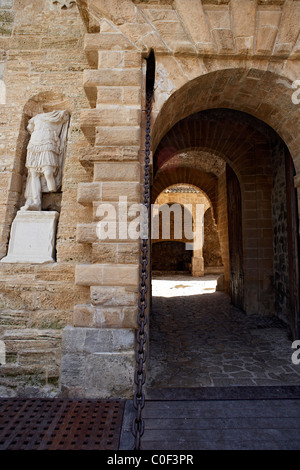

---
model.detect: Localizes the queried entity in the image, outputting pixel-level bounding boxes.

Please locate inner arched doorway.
[152,183,222,276]
[147,107,300,392]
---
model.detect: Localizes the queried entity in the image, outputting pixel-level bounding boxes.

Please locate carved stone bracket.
[52,0,76,9]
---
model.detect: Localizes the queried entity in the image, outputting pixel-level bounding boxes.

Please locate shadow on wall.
[152,241,192,272]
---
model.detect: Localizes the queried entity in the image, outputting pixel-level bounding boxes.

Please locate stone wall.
[203,208,223,270]
[0,0,14,37]
[272,142,290,324]
[152,241,192,272]
[63,6,145,398]
[217,170,230,293]
[0,0,91,396]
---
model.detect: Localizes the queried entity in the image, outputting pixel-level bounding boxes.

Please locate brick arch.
[151,104,293,318]
[152,166,218,222]
[152,68,300,174]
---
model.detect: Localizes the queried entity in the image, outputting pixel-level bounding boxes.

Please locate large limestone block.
[83,69,141,88]
[101,182,140,202]
[95,126,141,147]
[81,107,141,128]
[174,0,216,53]
[77,181,140,205]
[84,33,136,56]
[231,0,256,54]
[75,263,139,287]
[255,7,281,55]
[73,303,137,328]
[93,162,140,182]
[1,211,59,264]
[274,0,300,55]
[60,326,135,398]
[62,326,135,353]
[77,182,102,205]
[90,285,138,306]
[192,256,205,277]
[89,0,137,27]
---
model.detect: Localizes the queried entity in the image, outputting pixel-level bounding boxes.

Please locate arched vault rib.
[153,108,279,186]
[152,166,218,223]
[152,68,300,176]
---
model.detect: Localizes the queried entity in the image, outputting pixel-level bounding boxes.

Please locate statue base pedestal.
[1,211,59,264]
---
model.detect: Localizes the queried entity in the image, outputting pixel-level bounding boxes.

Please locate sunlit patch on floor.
[152,273,219,297]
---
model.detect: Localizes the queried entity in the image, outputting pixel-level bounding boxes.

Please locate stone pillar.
[191,255,204,277]
[191,201,204,277]
[60,33,143,399]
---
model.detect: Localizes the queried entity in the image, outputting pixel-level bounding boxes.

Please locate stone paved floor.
[147,273,300,391]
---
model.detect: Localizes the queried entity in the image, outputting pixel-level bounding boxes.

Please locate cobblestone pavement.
[147,273,300,390]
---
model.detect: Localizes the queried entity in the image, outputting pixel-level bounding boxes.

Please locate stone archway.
[147,102,300,391]
[152,183,222,277]
[71,0,300,399]
[151,105,299,328]
[147,108,298,397]
[151,68,300,171]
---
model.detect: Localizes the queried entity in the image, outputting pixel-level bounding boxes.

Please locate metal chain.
[132,90,153,450]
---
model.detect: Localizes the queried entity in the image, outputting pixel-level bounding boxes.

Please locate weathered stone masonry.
[0,0,299,398]
[0,0,91,396]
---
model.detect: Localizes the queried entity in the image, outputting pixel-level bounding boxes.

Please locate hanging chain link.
[132,90,153,450]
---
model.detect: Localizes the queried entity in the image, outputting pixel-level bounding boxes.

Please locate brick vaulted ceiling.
[153,108,278,176]
[158,151,226,177]
[151,108,280,217]
[150,67,300,175]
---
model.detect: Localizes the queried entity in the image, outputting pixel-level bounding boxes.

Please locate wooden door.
[226,165,244,310]
[285,148,300,340]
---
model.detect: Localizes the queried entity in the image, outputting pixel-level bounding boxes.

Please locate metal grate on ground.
[0,398,125,450]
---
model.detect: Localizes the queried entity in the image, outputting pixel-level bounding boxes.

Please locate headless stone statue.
[21,110,69,211]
